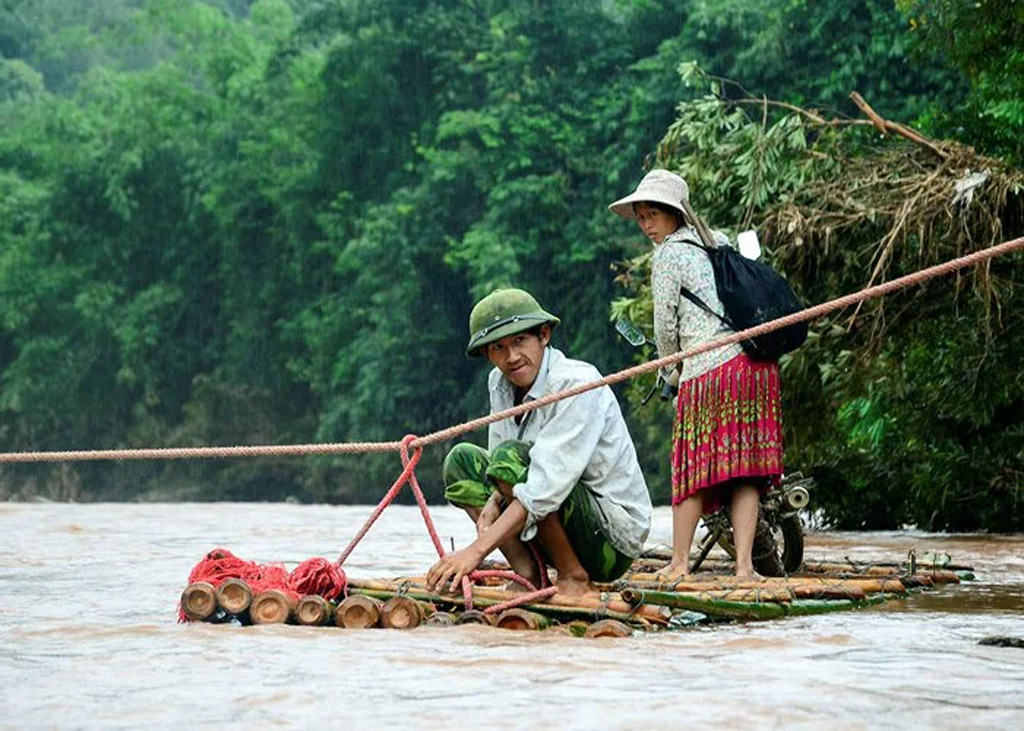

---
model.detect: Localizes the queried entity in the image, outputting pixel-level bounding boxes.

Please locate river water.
[1,502,1022,729]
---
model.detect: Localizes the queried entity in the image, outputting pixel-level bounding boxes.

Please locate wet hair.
[485,323,551,355]
[525,323,549,339]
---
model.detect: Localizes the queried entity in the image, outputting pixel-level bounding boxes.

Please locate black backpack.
[678,239,808,361]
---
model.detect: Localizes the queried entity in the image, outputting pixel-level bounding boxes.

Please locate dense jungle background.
[1,0,1022,530]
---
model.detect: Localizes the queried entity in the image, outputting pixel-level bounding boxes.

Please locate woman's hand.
[426,547,483,594]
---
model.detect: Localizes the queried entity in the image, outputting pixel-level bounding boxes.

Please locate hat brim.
[467,314,559,357]
[608,191,686,221]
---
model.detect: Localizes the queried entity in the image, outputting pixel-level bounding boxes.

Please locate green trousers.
[442,440,633,582]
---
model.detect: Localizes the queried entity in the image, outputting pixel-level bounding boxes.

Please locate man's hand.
[426,547,483,594]
[475,492,503,536]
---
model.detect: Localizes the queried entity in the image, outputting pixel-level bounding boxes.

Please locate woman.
[609,169,783,578]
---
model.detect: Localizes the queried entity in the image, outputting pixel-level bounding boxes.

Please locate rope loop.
[399,434,423,470]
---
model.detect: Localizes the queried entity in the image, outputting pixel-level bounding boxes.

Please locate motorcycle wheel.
[751,514,806,577]
[751,516,785,577]
[779,514,805,574]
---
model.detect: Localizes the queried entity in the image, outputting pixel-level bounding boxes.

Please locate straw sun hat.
[608,169,689,220]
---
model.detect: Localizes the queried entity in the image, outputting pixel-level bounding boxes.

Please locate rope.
[336,435,424,566]
[27,235,1021,618]
[482,586,559,615]
[469,570,538,593]
[412,234,1024,448]
[399,437,446,560]
[0,439,403,463]
[1,235,1020,464]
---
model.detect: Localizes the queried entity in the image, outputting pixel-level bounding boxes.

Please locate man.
[426,288,651,597]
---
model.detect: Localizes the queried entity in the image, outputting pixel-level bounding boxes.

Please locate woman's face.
[633,202,679,244]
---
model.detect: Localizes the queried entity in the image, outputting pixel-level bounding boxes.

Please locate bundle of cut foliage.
[613,66,1024,530]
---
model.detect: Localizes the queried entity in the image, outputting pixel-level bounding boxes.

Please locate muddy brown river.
[1,503,1022,728]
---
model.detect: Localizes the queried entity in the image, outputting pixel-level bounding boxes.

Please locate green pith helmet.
[466,288,560,357]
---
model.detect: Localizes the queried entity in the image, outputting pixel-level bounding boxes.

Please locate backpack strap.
[675,238,737,331]
[679,284,735,330]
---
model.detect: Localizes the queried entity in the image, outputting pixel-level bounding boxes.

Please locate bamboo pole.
[620,577,860,600]
[347,578,670,624]
[799,562,901,576]
[624,586,794,604]
[216,578,252,615]
[381,596,424,629]
[349,585,665,625]
[495,608,549,631]
[902,574,934,588]
[783,599,856,616]
[181,582,218,621]
[295,595,332,626]
[620,575,904,595]
[335,595,383,628]
[791,585,867,601]
[584,619,633,638]
[250,589,295,625]
[619,587,787,620]
[915,570,960,585]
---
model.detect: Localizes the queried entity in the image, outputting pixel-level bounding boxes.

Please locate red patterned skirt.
[671,352,783,514]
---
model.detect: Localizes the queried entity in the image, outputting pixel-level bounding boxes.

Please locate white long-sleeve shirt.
[487,347,651,557]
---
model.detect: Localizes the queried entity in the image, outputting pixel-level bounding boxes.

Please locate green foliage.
[1,0,1021,534]
[615,66,1024,530]
[667,0,964,120]
[898,0,1024,164]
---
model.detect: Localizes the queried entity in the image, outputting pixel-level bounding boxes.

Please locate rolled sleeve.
[511,388,605,543]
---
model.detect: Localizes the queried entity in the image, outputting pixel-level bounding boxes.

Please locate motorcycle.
[692,472,810,576]
[614,316,810,576]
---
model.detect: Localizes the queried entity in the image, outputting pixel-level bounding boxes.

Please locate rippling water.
[1,503,1022,729]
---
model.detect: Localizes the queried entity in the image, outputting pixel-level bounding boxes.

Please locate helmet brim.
[466,313,559,357]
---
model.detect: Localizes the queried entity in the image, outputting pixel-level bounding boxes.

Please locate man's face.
[634,202,679,244]
[485,326,551,389]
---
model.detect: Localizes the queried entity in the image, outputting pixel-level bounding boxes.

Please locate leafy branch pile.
[615,68,1024,529]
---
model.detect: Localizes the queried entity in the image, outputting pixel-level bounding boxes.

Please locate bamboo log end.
[382,596,424,629]
[250,589,295,625]
[181,582,218,621]
[216,578,253,615]
[879,579,906,594]
[565,620,590,637]
[584,619,633,639]
[495,608,548,631]
[295,595,332,626]
[336,595,383,628]
[425,611,457,627]
[456,610,495,626]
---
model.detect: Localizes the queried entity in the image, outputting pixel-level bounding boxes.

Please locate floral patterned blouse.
[652,226,743,383]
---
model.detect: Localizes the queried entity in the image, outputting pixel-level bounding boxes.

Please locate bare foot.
[556,575,597,598]
[654,561,690,580]
[735,569,764,581]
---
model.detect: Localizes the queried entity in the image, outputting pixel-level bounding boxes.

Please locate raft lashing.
[179,547,972,637]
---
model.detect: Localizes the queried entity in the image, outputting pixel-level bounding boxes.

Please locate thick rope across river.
[0,235,1021,464]
[1,238,1015,630]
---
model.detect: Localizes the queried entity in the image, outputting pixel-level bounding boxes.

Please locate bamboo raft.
[179,550,973,636]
